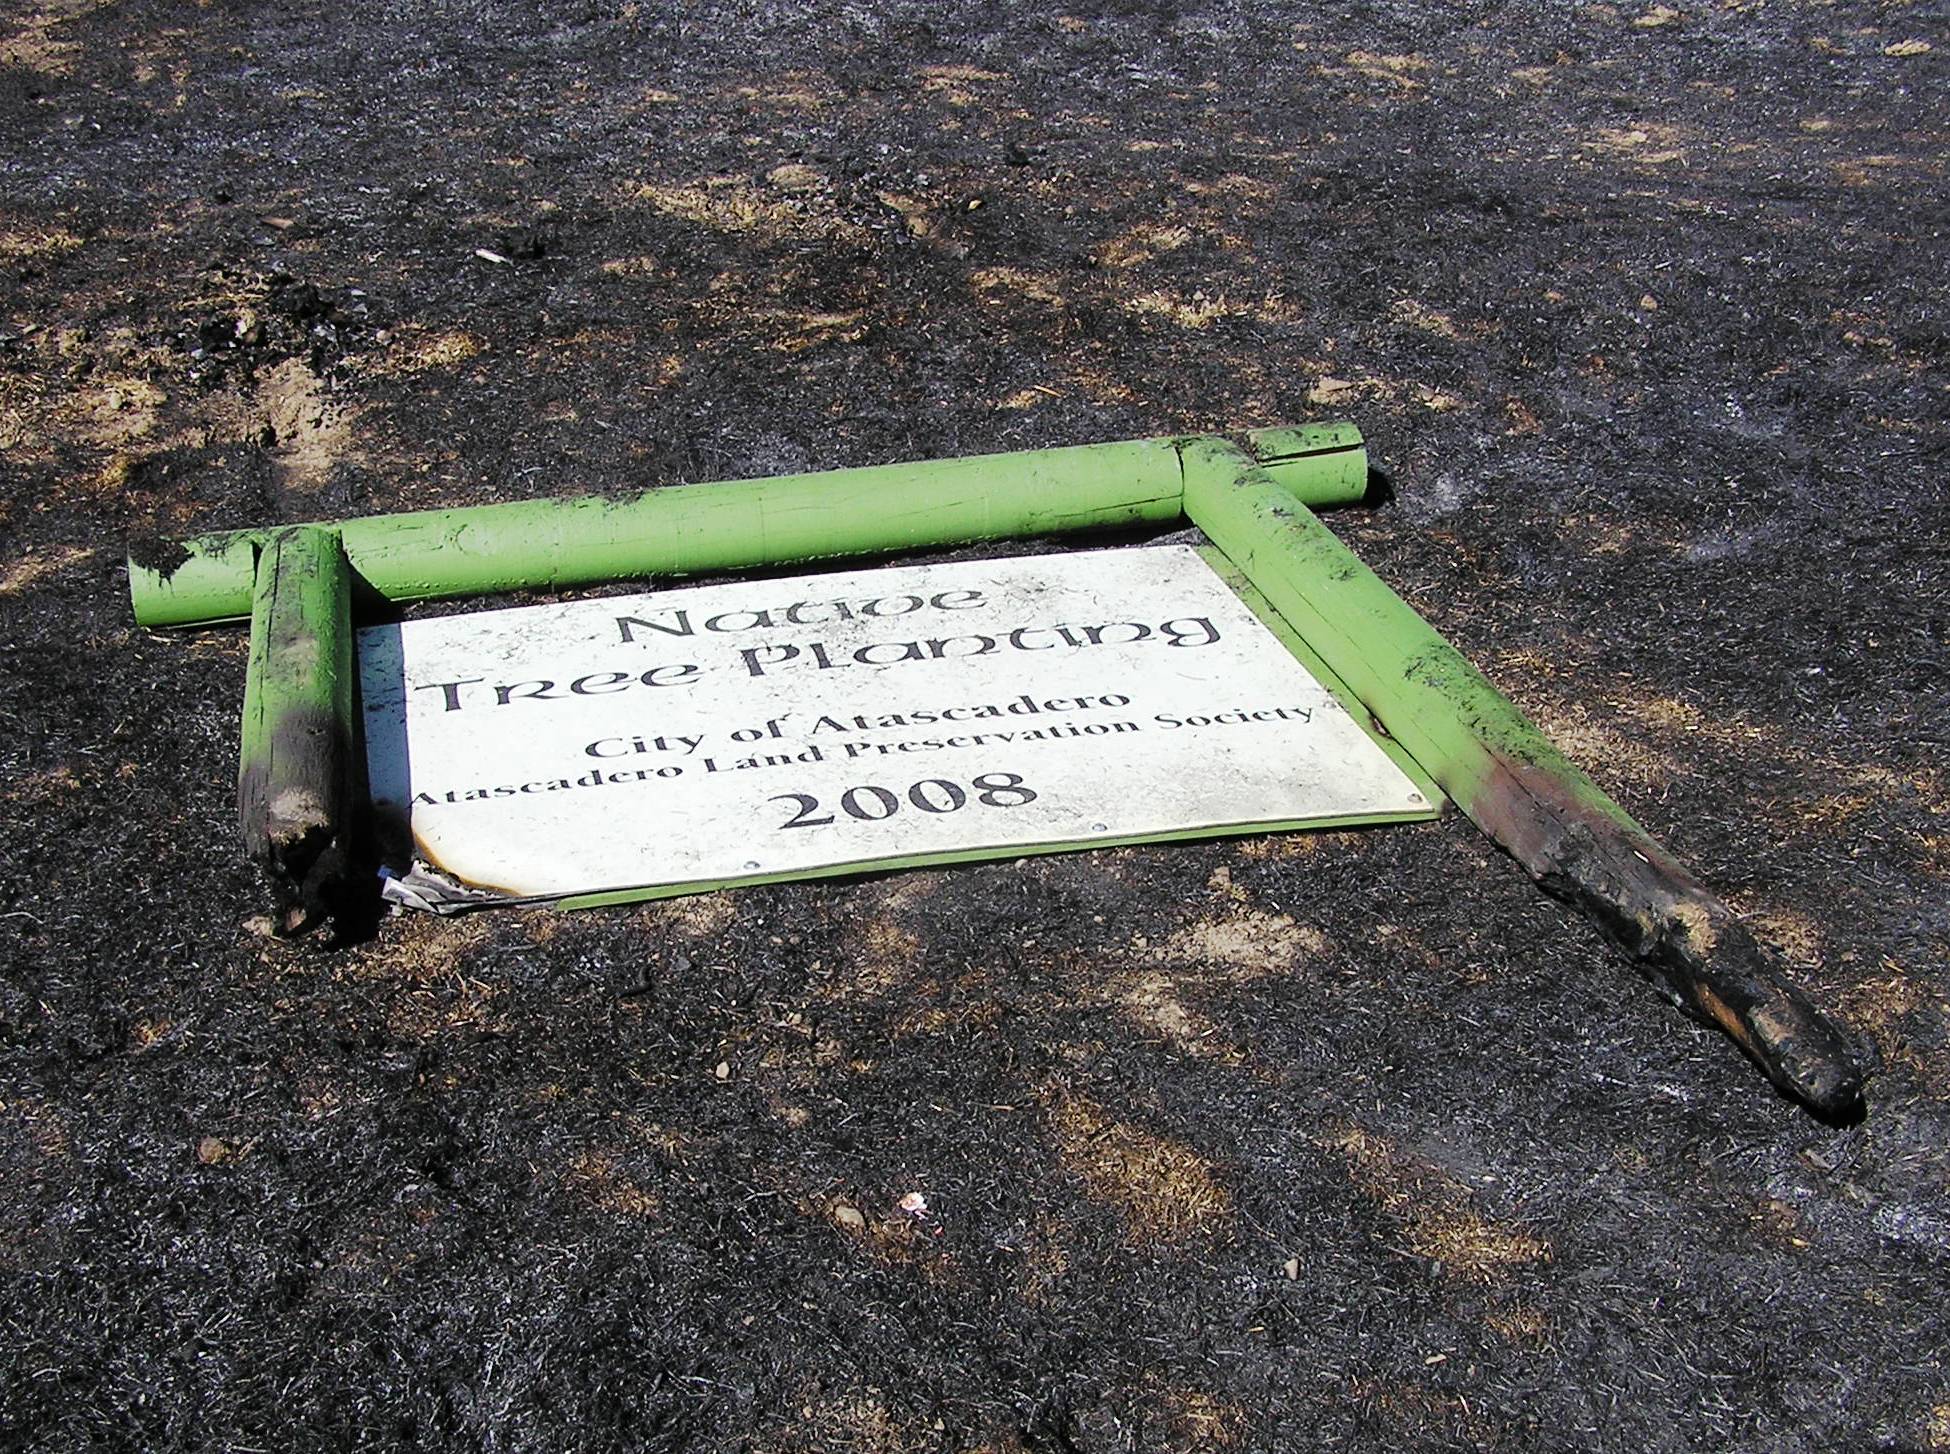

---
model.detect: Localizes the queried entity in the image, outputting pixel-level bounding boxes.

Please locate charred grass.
[1,0,1946,1449]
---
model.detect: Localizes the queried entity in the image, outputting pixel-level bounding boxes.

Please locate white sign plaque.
[359,545,1433,906]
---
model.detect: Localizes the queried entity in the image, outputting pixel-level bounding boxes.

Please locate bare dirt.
[1,1,1946,1449]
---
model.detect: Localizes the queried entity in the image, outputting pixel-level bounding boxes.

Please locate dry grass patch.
[916,63,1007,106]
[361,326,485,378]
[848,917,923,999]
[1620,693,1710,734]
[1093,223,1193,269]
[764,163,825,194]
[1521,699,1684,796]
[1239,832,1320,860]
[969,266,1066,304]
[806,902,922,1009]
[1307,375,1364,406]
[1160,907,1327,981]
[1341,50,1432,90]
[518,909,567,946]
[599,253,665,277]
[1581,124,1691,165]
[126,1017,174,1054]
[1061,364,1141,405]
[1049,1093,1230,1244]
[995,384,1065,409]
[83,376,171,445]
[0,225,84,263]
[1126,289,1253,330]
[0,544,97,597]
[870,874,945,917]
[5,332,182,483]
[1182,173,1277,204]
[565,1149,661,1218]
[765,309,867,353]
[1118,971,1223,1054]
[1167,1389,1243,1447]
[11,759,133,807]
[0,0,117,77]
[875,190,938,242]
[1750,908,1824,968]
[1391,298,1464,339]
[1774,760,1943,836]
[643,891,736,940]
[343,912,492,984]
[632,176,870,246]
[1328,1122,1549,1281]
[729,83,826,111]
[1838,964,1934,1041]
[1831,154,1925,187]
[1925,1401,1950,1452]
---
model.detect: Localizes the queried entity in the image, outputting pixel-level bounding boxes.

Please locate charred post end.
[238,525,362,937]
[1472,757,1865,1124]
[1183,451,1867,1122]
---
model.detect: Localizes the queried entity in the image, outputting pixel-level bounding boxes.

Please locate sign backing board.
[359,545,1438,909]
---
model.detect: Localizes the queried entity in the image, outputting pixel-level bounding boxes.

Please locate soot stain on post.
[1472,753,1865,1123]
[240,704,363,937]
[126,532,192,583]
[1375,628,1865,1117]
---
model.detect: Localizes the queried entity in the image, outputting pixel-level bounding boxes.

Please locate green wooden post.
[238,526,360,934]
[1181,439,1862,1120]
[130,433,1369,628]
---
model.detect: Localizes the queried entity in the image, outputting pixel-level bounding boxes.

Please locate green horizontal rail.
[129,427,1367,627]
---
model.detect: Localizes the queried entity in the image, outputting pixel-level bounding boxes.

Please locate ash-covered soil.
[1,1,1946,1449]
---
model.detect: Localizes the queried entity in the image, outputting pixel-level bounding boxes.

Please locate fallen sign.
[126,424,1865,1121]
[358,544,1438,909]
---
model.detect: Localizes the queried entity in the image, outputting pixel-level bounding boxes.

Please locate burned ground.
[1,0,1946,1449]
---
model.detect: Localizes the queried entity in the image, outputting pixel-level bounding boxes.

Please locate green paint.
[130,432,1371,628]
[133,419,1858,1111]
[1243,421,1368,499]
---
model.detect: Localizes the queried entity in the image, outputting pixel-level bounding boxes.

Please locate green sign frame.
[127,423,1862,1119]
